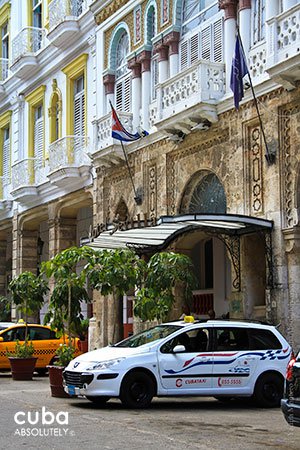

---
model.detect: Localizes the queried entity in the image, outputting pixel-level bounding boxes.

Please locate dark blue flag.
[230,35,249,110]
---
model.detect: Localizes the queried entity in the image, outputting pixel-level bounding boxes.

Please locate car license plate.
[67,385,76,395]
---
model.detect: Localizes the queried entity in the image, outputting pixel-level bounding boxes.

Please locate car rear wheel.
[253,373,283,408]
[85,396,110,406]
[120,371,155,409]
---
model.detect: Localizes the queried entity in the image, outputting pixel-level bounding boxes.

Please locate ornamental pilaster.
[218,0,238,19]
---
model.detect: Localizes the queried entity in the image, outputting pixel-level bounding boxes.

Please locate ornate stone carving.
[95,1,130,25]
[143,161,157,219]
[246,123,264,214]
[280,101,300,228]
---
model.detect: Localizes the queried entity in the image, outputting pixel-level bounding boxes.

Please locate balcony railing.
[95,112,134,150]
[48,136,90,171]
[12,158,47,190]
[267,3,300,67]
[0,176,10,199]
[158,61,225,121]
[12,27,46,64]
[0,58,9,81]
[49,0,88,30]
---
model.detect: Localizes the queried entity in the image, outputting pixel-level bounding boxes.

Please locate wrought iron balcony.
[48,135,91,187]
[266,3,300,89]
[0,58,9,81]
[11,27,47,78]
[11,157,48,202]
[48,0,88,47]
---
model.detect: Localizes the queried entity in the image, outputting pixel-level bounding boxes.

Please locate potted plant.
[7,271,48,380]
[42,247,90,397]
[47,344,75,398]
[7,339,37,380]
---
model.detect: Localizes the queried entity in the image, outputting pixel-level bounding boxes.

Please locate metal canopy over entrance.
[87,214,274,292]
[88,214,273,251]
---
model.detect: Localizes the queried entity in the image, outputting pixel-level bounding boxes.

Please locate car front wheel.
[253,373,283,408]
[120,371,155,409]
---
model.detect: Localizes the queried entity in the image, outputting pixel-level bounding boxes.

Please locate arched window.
[115,31,131,112]
[146,5,158,101]
[179,0,222,70]
[180,172,226,214]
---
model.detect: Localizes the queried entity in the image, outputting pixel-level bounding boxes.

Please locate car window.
[114,325,182,348]
[214,327,250,351]
[249,328,282,350]
[28,327,53,340]
[1,327,25,342]
[160,328,210,353]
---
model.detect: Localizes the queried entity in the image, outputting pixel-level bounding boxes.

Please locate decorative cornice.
[95,0,130,25]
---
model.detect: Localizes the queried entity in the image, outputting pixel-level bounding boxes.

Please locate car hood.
[68,344,153,365]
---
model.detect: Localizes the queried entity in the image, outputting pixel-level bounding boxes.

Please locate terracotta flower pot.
[47,365,70,398]
[79,339,88,353]
[8,357,38,380]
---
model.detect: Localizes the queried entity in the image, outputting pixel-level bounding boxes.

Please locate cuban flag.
[111,102,148,142]
[230,34,249,110]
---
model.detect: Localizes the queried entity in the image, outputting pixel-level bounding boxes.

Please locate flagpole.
[120,140,142,205]
[237,30,275,165]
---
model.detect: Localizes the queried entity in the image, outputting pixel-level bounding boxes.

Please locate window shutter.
[3,131,9,178]
[74,91,85,136]
[34,116,43,165]
[180,39,188,70]
[190,33,199,65]
[201,25,211,60]
[213,18,223,62]
[115,74,131,112]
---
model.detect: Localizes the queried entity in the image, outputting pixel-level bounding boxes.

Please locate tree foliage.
[8,271,48,339]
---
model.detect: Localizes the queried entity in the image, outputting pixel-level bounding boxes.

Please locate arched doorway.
[179,171,231,318]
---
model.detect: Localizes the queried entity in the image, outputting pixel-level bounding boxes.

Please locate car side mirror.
[173,344,186,353]
[0,337,4,342]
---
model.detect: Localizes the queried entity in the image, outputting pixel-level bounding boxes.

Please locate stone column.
[219,0,238,91]
[137,51,151,131]
[164,31,180,78]
[127,58,141,131]
[19,230,38,274]
[283,228,300,350]
[239,0,251,54]
[56,218,77,252]
[103,73,115,114]
[155,43,169,83]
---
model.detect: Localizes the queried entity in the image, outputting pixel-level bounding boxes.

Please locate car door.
[27,326,59,367]
[0,326,26,369]
[158,327,213,394]
[212,326,259,393]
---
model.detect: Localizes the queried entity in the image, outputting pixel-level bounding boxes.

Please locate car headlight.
[85,358,125,371]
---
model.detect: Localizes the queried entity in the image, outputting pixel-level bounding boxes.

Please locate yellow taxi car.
[0,324,81,375]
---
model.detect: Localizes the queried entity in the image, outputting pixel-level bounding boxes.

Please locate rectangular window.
[252,0,266,45]
[34,105,43,165]
[179,15,223,70]
[2,126,9,178]
[115,73,131,112]
[74,75,85,136]
[32,0,42,28]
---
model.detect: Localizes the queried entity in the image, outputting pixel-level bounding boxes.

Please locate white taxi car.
[63,319,292,408]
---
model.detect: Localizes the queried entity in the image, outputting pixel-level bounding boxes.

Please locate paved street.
[0,373,299,450]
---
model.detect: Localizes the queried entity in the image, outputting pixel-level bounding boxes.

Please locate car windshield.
[113,325,182,348]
